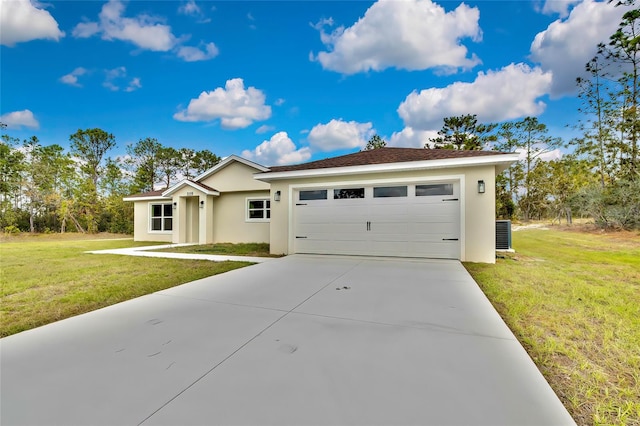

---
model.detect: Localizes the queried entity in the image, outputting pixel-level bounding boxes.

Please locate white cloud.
[176,42,219,62]
[0,109,39,129]
[398,63,552,130]
[255,124,275,134]
[0,0,64,46]
[173,78,272,129]
[389,127,439,148]
[177,0,210,23]
[125,77,142,92]
[539,0,581,18]
[530,0,627,97]
[178,0,201,16]
[103,66,141,92]
[242,132,311,166]
[60,67,88,87]
[274,98,285,106]
[312,0,481,74]
[307,119,374,151]
[72,0,177,51]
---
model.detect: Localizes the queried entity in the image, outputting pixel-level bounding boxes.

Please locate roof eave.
[162,180,220,197]
[123,195,170,202]
[255,154,520,182]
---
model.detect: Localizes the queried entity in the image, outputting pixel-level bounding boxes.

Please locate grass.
[465,227,640,426]
[0,234,253,337]
[152,242,281,257]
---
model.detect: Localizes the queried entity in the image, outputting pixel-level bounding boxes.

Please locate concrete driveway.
[1,255,574,425]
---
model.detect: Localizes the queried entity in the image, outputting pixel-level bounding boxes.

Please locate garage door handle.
[296,236,307,239]
[442,198,459,201]
[366,221,371,231]
[442,238,459,241]
[296,203,307,206]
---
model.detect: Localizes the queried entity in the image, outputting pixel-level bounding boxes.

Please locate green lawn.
[465,228,640,426]
[152,242,279,257]
[0,235,252,337]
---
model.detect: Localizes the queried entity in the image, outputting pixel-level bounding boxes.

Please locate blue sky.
[0,0,628,165]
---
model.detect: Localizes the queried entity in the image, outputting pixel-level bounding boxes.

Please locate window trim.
[149,202,173,233]
[246,197,271,222]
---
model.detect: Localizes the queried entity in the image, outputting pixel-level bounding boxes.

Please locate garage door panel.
[368,240,408,256]
[294,182,460,259]
[408,241,458,258]
[412,222,458,234]
[296,239,370,255]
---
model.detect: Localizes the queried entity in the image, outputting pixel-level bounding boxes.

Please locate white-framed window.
[247,198,270,221]
[150,203,173,232]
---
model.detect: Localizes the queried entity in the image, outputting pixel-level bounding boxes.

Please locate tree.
[100,158,133,234]
[364,135,387,150]
[0,124,26,229]
[157,146,179,188]
[69,128,116,233]
[513,117,564,220]
[69,128,116,187]
[603,9,640,179]
[427,114,496,150]
[126,137,162,192]
[193,149,221,173]
[177,148,198,180]
[573,54,619,187]
[493,122,525,208]
[176,148,220,180]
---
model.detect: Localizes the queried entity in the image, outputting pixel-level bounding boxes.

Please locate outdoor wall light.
[173,202,177,209]
[478,180,486,194]
[200,200,205,208]
[274,190,281,202]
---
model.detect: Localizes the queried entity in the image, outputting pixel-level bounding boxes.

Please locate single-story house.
[124,148,518,263]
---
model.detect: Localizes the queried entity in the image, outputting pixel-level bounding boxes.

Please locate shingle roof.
[186,179,218,192]
[267,147,512,173]
[125,189,166,198]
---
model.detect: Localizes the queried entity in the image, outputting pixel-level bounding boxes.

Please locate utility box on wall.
[496,220,512,250]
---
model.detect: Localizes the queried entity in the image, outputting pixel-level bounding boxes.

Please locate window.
[373,186,407,198]
[247,199,270,221]
[299,190,327,200]
[151,203,172,231]
[416,184,454,196]
[334,188,365,199]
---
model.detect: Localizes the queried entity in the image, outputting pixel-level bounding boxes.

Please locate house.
[124,148,519,263]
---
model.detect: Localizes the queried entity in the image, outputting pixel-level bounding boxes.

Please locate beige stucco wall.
[212,191,270,243]
[200,161,270,192]
[131,199,173,242]
[266,164,498,263]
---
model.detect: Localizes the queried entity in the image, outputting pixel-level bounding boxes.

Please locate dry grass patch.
[465,228,640,426]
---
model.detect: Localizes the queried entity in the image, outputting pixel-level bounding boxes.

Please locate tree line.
[2,3,638,233]
[0,127,220,234]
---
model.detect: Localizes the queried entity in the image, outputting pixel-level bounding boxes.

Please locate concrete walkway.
[1,255,575,425]
[86,243,275,263]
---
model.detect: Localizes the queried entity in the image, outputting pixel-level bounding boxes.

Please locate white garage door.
[293,182,460,259]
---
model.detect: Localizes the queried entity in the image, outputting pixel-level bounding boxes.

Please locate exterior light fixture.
[173,202,177,209]
[478,180,485,194]
[200,200,205,208]
[274,190,281,202]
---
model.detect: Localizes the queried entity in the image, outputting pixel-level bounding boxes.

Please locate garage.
[293,181,460,259]
[256,147,519,263]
